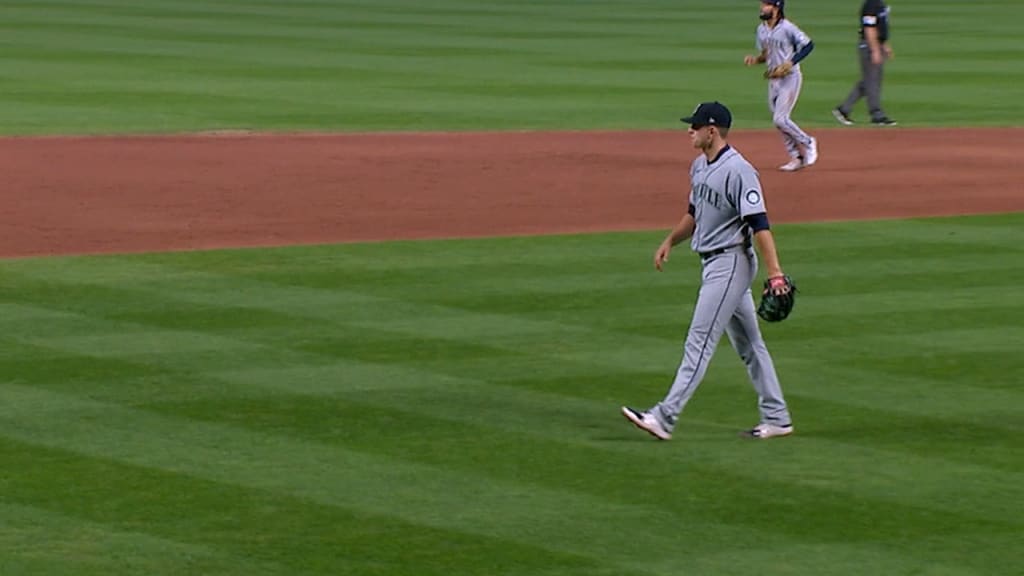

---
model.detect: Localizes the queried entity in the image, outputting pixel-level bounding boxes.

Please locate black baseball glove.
[757,275,797,322]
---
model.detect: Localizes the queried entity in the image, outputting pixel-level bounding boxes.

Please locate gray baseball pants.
[839,45,887,121]
[769,72,814,160]
[653,247,791,432]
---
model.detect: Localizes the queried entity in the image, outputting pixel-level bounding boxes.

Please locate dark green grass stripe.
[0,438,610,576]
[788,393,1021,473]
[120,381,1019,575]
[12,249,1019,344]
[0,384,793,573]
[775,358,1022,421]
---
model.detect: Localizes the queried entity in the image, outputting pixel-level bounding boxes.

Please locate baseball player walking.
[833,0,897,126]
[621,101,795,441]
[744,0,818,172]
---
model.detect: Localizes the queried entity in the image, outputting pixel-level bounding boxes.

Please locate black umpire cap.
[681,101,732,128]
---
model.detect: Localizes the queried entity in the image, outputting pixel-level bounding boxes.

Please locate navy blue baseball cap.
[761,0,784,7]
[681,101,732,128]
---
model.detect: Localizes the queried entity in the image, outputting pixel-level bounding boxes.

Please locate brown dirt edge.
[2,127,1022,259]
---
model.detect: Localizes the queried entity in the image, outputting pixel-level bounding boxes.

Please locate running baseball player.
[744,0,818,172]
[622,101,795,440]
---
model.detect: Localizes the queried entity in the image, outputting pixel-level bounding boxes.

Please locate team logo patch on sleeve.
[746,190,762,205]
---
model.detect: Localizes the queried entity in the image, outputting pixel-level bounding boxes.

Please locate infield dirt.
[3,128,1022,257]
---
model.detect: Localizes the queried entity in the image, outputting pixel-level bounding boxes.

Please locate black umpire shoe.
[871,117,898,126]
[831,108,854,126]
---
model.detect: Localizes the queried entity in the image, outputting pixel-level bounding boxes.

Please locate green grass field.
[2,0,1023,134]
[2,1,1023,575]
[2,216,1023,575]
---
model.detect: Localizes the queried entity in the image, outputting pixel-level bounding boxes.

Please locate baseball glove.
[757,275,797,322]
[764,61,793,79]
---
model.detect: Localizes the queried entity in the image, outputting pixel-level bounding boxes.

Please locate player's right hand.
[654,243,671,271]
[743,55,758,66]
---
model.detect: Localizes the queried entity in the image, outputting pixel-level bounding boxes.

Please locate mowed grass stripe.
[3,348,1021,516]
[5,320,1020,510]
[196,364,1024,515]
[2,366,1015,573]
[0,384,781,575]
[0,502,282,576]
[3,0,1023,133]
[3,215,1020,423]
[4,247,1020,422]
[0,439,604,576]
[0,382,1018,576]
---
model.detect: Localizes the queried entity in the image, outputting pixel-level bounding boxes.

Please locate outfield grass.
[1,0,1023,134]
[2,213,1022,575]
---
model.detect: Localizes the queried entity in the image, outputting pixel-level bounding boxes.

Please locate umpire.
[832,0,897,126]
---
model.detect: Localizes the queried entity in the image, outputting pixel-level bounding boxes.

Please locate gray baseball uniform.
[653,145,791,431]
[757,19,814,159]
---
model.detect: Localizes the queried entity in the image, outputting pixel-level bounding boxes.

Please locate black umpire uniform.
[833,0,896,126]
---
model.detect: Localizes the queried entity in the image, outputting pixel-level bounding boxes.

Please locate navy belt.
[699,242,751,261]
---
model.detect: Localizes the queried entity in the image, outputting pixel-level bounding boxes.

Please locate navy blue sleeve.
[744,212,771,232]
[688,203,696,216]
[791,40,814,64]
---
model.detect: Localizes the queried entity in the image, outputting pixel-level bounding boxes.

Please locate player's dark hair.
[717,126,731,138]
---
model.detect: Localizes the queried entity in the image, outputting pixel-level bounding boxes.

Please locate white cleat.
[621,406,672,440]
[804,138,818,167]
[778,158,804,172]
[741,422,794,439]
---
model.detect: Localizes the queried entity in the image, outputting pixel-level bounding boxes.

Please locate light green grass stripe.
[0,503,281,576]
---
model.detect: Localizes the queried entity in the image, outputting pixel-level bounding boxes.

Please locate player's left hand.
[763,61,793,79]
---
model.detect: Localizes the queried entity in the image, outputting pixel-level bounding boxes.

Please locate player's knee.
[772,115,790,130]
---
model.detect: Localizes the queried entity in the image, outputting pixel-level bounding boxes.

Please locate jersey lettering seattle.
[692,182,726,209]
